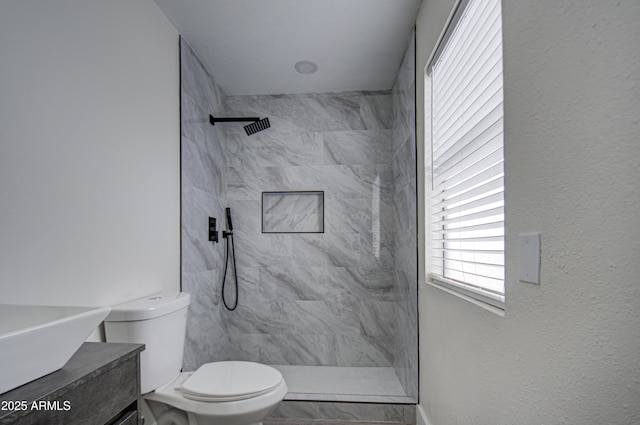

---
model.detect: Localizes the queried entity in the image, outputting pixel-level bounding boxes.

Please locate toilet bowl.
[104,293,287,425]
[147,362,287,425]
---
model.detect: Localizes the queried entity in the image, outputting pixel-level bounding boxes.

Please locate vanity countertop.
[0,342,144,424]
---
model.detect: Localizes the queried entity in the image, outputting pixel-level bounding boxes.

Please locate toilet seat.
[144,367,288,423]
[181,361,284,402]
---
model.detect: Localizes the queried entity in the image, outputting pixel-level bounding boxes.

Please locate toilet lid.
[181,361,283,402]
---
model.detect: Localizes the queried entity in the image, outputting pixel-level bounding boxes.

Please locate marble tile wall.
[391,34,419,399]
[180,38,232,370]
[220,92,396,368]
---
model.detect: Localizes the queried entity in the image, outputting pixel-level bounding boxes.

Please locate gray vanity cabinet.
[0,342,144,425]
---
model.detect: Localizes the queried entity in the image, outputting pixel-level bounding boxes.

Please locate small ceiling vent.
[294,61,318,74]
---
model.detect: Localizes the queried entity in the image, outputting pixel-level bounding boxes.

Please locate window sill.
[425,276,505,316]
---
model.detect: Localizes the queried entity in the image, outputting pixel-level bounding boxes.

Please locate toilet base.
[142,372,286,425]
[145,400,268,425]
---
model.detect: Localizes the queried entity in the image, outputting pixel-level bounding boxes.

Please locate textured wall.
[416,0,640,424]
[391,33,418,400]
[219,92,396,367]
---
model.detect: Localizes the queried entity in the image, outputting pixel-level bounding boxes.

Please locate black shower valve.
[208,217,219,243]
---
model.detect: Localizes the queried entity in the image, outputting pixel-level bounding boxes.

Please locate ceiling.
[154,0,422,96]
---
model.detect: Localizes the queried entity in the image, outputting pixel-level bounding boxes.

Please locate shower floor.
[270,365,415,404]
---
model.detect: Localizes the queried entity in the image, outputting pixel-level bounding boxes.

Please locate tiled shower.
[180,33,416,418]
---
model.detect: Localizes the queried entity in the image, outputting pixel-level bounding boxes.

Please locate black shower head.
[209,115,271,136]
[243,117,270,136]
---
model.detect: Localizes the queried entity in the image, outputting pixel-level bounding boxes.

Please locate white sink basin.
[0,304,111,394]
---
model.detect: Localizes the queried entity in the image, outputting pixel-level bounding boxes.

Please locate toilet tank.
[104,292,190,394]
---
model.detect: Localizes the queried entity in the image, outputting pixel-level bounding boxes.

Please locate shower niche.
[262,191,324,234]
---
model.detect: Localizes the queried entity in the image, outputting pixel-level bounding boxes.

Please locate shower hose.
[222,230,238,311]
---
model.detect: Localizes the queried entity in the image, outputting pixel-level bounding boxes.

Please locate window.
[427,0,505,308]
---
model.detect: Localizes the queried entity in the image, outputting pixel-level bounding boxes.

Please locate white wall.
[0,0,180,307]
[416,0,640,424]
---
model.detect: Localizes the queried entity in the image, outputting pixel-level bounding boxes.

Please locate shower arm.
[209,115,260,125]
[209,114,271,136]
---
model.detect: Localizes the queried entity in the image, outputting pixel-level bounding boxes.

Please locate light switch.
[518,233,540,284]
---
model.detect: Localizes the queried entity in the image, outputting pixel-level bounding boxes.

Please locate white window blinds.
[429,0,505,307]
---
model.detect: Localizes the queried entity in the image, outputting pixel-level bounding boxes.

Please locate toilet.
[104,292,287,425]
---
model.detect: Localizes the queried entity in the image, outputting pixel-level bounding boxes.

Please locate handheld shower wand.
[221,208,238,310]
[223,208,233,236]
